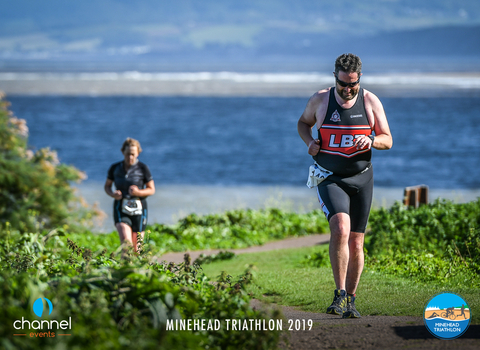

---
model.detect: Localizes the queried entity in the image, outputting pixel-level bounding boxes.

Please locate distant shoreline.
[2,72,480,97]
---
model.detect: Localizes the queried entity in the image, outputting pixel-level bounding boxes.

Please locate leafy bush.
[366,199,480,256]
[365,199,480,286]
[194,251,236,265]
[67,208,329,256]
[366,250,477,285]
[301,250,330,268]
[0,93,97,232]
[148,208,329,253]
[0,228,281,350]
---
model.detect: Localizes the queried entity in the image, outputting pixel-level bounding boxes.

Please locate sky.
[426,293,470,310]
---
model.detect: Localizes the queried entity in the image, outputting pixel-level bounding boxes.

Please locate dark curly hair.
[334,53,362,76]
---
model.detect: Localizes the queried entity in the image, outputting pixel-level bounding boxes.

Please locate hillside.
[1,0,480,71]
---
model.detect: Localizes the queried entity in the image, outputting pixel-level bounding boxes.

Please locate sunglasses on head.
[335,75,360,88]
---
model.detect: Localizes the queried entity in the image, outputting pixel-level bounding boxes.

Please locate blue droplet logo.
[33,297,53,318]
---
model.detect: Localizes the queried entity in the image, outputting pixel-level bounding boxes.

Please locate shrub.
[0,93,98,232]
[0,229,282,350]
[148,208,329,253]
[366,199,480,256]
[365,199,480,286]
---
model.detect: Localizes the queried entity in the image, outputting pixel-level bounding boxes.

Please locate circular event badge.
[424,292,471,339]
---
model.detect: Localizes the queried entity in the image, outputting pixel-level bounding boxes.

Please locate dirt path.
[271,303,479,349]
[158,235,479,349]
[157,233,330,264]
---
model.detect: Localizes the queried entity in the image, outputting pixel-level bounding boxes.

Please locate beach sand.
[425,309,470,320]
[2,72,480,97]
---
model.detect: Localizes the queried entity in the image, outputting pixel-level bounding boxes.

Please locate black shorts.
[316,164,373,233]
[113,200,148,233]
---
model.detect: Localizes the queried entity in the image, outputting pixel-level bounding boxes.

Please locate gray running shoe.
[326,289,347,315]
[343,294,361,318]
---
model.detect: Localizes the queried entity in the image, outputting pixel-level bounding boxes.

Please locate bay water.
[6,83,480,230]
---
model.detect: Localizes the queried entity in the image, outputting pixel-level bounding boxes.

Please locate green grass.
[200,245,480,323]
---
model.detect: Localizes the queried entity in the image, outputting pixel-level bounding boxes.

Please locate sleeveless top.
[313,87,373,177]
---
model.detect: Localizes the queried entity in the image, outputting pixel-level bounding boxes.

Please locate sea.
[3,70,480,230]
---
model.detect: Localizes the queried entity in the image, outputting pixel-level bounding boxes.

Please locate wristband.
[368,135,375,144]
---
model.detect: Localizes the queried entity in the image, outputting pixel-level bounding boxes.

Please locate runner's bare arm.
[129,180,155,197]
[298,90,328,156]
[365,91,393,150]
[104,178,122,200]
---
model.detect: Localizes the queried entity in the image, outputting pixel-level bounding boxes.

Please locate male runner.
[297,53,392,318]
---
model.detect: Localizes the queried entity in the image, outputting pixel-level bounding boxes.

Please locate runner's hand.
[354,135,373,150]
[129,185,141,196]
[308,139,320,156]
[113,190,122,200]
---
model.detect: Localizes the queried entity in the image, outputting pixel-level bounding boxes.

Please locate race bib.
[306,163,333,188]
[121,198,143,216]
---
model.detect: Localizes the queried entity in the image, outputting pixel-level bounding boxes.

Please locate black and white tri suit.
[313,87,374,233]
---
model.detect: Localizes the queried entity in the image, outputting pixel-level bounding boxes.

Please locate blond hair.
[121,137,142,154]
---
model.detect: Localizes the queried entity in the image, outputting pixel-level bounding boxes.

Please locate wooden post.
[403,185,429,208]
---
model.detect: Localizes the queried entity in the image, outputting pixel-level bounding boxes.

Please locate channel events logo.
[424,292,471,339]
[13,297,72,338]
[33,297,53,317]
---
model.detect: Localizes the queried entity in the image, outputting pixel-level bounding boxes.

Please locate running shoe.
[343,294,361,318]
[326,289,347,315]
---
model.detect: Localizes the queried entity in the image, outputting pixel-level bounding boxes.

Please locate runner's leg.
[116,222,133,247]
[345,231,365,295]
[131,208,147,253]
[329,213,351,291]
[132,231,145,253]
[345,169,373,294]
[318,182,351,291]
